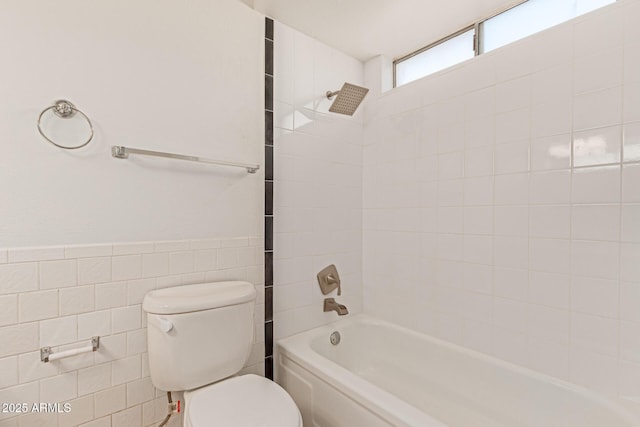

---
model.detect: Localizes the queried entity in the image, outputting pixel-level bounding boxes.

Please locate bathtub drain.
[330,331,341,345]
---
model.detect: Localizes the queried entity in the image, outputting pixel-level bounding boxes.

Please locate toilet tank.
[142,281,256,392]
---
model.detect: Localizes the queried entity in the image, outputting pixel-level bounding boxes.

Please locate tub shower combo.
[276,258,639,426]
[278,315,638,427]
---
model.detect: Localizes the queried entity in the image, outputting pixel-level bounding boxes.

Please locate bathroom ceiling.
[241,0,522,61]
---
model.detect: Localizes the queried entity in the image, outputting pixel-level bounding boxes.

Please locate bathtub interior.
[298,316,639,427]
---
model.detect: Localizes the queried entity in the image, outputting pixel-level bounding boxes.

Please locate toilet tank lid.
[142,281,256,315]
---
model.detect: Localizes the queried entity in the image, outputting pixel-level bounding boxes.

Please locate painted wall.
[363,0,640,403]
[0,0,264,247]
[272,22,364,340]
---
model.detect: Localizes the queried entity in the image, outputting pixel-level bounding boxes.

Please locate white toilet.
[142,281,302,427]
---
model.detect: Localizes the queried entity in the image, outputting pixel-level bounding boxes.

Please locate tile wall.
[0,237,264,427]
[271,21,364,342]
[363,0,640,402]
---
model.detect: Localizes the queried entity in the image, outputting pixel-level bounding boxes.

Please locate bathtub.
[277,315,639,427]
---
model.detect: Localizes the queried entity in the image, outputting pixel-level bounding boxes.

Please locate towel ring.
[37,100,94,150]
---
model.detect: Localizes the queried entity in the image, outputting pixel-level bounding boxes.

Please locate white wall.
[272,22,364,340]
[364,0,640,403]
[0,0,264,247]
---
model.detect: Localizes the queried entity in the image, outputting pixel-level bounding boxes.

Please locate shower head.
[326,82,369,116]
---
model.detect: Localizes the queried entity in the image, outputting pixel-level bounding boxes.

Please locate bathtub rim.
[277,314,640,427]
[278,316,445,426]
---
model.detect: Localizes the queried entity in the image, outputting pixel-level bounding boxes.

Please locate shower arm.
[326,90,340,100]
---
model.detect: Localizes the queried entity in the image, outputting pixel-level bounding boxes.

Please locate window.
[394,0,616,87]
[481,0,616,53]
[395,28,475,88]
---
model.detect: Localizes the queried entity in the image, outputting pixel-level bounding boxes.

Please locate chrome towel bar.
[111,146,260,174]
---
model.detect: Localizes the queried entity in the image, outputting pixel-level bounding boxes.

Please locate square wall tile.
[623,164,640,202]
[495,75,531,113]
[464,147,494,177]
[573,125,621,167]
[623,121,640,162]
[572,205,620,242]
[529,271,570,310]
[531,101,572,138]
[573,47,622,95]
[530,134,571,171]
[529,238,571,275]
[494,173,529,205]
[623,82,640,123]
[572,166,620,204]
[531,64,572,107]
[494,206,529,237]
[622,205,640,243]
[571,240,619,280]
[571,312,618,356]
[573,86,622,131]
[494,141,530,175]
[572,277,618,318]
[529,205,571,239]
[529,170,571,205]
[495,108,530,145]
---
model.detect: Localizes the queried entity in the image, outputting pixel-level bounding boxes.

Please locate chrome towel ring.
[37,100,94,149]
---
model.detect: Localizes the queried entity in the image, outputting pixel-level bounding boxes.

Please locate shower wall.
[363,0,640,401]
[272,22,364,340]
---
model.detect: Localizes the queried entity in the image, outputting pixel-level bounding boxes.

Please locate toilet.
[142,281,302,427]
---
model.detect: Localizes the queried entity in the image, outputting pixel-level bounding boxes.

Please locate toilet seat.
[185,374,302,427]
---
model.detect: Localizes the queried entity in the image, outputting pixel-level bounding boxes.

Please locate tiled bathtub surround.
[272,21,365,340]
[363,0,640,402]
[0,237,264,427]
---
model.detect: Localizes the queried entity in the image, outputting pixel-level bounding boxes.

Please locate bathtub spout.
[324,298,348,316]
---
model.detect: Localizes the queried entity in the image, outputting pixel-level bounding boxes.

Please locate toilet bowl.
[142,281,302,427]
[185,374,302,426]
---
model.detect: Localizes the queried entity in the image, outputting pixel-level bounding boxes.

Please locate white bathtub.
[277,315,639,427]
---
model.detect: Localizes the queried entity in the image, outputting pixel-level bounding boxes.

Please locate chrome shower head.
[326,82,369,115]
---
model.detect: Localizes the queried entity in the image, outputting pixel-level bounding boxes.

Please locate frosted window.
[395,29,475,87]
[481,0,615,53]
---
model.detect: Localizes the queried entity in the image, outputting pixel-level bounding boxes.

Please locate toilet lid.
[186,374,301,427]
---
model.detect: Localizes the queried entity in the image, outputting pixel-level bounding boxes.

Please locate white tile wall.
[0,236,263,427]
[363,0,640,405]
[272,22,364,341]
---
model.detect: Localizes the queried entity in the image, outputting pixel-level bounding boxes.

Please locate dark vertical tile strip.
[265,40,274,76]
[265,181,273,216]
[265,146,273,181]
[264,17,275,381]
[265,321,274,357]
[265,75,273,111]
[265,111,273,146]
[264,217,273,251]
[265,356,274,380]
[265,18,274,40]
[265,252,273,287]
[265,287,273,322]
